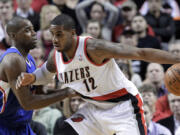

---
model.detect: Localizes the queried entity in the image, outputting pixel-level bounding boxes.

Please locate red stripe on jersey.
[136,94,147,135]
[91,88,128,101]
[0,86,7,114]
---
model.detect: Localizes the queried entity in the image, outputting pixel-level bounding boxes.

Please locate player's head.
[6,17,37,50]
[50,14,76,52]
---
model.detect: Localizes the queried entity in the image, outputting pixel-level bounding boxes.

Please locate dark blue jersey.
[0,47,36,128]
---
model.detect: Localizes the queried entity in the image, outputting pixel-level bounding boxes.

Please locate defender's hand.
[16,72,36,89]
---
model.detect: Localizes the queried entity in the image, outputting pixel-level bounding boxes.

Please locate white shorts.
[66,94,147,135]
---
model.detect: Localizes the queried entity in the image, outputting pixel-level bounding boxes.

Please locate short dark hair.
[50,14,75,30]
[138,83,157,96]
[90,2,105,12]
[6,16,27,35]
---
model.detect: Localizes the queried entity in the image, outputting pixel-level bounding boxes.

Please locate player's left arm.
[86,38,180,64]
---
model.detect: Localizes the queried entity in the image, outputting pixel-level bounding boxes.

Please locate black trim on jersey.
[130,96,147,135]
[81,93,131,103]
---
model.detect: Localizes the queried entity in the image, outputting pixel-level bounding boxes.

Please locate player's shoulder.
[1,53,26,70]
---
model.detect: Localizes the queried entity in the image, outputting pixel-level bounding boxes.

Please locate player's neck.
[12,45,29,58]
[63,36,77,60]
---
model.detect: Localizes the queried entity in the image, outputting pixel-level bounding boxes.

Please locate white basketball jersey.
[54,36,139,102]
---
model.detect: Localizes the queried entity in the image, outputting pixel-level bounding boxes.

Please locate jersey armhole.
[84,37,110,66]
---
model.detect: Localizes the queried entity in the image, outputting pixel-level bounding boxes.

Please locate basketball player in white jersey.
[16,14,180,135]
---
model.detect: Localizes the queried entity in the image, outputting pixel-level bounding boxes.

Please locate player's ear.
[8,32,16,39]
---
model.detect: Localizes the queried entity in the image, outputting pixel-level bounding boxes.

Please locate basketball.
[164,63,180,96]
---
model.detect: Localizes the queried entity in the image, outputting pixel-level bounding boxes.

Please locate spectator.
[131,14,161,79]
[144,63,168,97]
[15,0,40,31]
[38,4,61,60]
[119,27,142,75]
[113,0,137,42]
[0,0,14,51]
[76,0,118,40]
[158,93,180,135]
[144,0,175,50]
[164,40,180,71]
[140,0,180,19]
[29,43,45,67]
[139,83,172,122]
[144,103,172,135]
[116,59,142,87]
[86,19,102,38]
[168,40,180,57]
[13,0,48,13]
[54,91,85,135]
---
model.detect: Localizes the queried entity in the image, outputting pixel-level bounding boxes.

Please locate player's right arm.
[3,53,71,110]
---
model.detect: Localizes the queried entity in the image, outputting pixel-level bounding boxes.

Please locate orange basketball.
[164,63,180,96]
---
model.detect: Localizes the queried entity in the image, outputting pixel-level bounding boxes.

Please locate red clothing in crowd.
[112,24,155,42]
[153,95,173,122]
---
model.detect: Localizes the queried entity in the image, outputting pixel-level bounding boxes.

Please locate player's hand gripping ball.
[164,63,180,96]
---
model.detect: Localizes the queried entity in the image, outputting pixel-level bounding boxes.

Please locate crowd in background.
[0,0,180,134]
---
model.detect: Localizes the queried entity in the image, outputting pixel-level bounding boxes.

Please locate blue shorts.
[0,123,35,135]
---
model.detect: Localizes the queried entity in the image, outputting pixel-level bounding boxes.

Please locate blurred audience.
[54,90,85,135]
[15,0,40,31]
[139,84,172,122]
[86,19,102,38]
[29,43,45,67]
[116,59,142,87]
[144,103,172,135]
[0,0,14,52]
[140,0,180,18]
[131,14,161,80]
[113,0,137,42]
[144,0,175,50]
[76,0,118,40]
[143,63,167,97]
[13,0,48,13]
[38,4,60,60]
[158,93,180,135]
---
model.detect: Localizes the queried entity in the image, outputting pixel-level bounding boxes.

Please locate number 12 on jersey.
[83,77,97,92]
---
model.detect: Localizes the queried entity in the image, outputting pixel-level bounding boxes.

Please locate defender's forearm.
[23,89,68,110]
